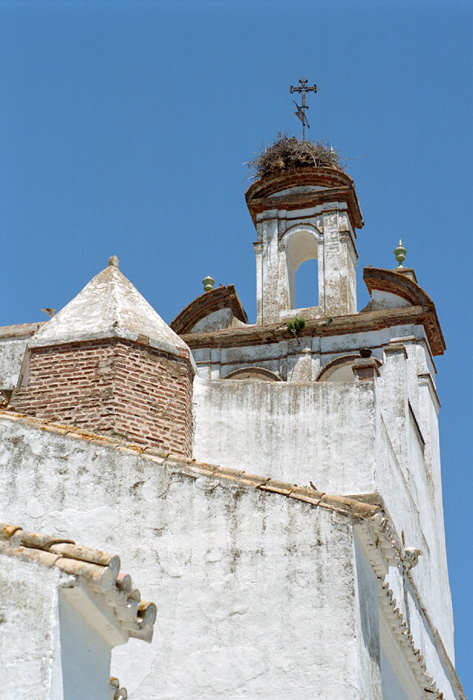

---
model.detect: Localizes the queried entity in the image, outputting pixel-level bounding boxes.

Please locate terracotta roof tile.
[0,410,380,523]
[0,522,157,643]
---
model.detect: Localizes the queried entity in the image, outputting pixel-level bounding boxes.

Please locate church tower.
[246,161,363,322]
[0,97,464,697]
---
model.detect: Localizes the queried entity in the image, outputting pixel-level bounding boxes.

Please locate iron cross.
[290,76,319,141]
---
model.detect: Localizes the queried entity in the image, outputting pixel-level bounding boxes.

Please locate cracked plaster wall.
[0,418,373,700]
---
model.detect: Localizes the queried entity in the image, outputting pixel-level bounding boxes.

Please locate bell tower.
[246,161,364,324]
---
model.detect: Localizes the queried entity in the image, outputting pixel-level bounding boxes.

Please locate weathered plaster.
[0,419,369,699]
[29,261,190,360]
[0,416,461,698]
[0,555,66,699]
[193,376,377,494]
[0,336,29,390]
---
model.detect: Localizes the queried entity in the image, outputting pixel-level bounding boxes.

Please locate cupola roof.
[29,256,189,358]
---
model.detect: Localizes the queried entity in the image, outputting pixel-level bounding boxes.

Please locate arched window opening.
[295,258,318,310]
[284,228,319,310]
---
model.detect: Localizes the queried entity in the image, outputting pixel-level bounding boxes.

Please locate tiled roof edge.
[378,580,465,700]
[0,522,157,643]
[356,516,465,700]
[0,410,380,522]
[110,677,128,699]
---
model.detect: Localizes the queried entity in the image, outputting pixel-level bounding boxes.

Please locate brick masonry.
[10,338,193,457]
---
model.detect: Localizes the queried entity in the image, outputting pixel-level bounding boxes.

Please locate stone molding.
[356,515,466,700]
[245,167,364,230]
[224,367,282,381]
[377,580,458,699]
[316,354,382,382]
[181,304,444,356]
[363,267,445,356]
[170,284,248,335]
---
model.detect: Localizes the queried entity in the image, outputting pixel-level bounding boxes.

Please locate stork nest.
[247,136,344,178]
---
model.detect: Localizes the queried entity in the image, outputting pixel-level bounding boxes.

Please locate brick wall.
[11,339,193,457]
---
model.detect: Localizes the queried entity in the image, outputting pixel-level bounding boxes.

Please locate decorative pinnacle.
[202,275,215,292]
[108,255,120,268]
[394,240,406,268]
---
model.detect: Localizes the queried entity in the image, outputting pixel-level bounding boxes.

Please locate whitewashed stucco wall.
[193,377,377,494]
[193,339,454,662]
[0,417,460,699]
[0,418,370,700]
[0,555,65,700]
[0,336,29,389]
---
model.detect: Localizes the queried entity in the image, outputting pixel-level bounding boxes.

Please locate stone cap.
[0,522,157,644]
[0,322,45,340]
[28,259,191,361]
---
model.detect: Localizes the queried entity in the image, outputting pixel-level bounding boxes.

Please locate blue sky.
[0,0,471,692]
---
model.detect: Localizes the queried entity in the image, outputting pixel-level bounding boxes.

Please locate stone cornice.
[377,579,464,699]
[245,167,364,230]
[356,512,465,700]
[180,305,442,355]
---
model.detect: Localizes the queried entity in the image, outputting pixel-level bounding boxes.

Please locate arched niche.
[281,225,321,310]
[224,367,282,382]
[317,354,382,383]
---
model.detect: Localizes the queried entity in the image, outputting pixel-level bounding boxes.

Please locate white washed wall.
[0,418,367,699]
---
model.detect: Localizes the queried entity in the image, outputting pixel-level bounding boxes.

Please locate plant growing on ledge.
[247,135,344,179]
[287,314,306,337]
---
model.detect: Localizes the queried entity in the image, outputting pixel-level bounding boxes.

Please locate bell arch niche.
[281,224,322,316]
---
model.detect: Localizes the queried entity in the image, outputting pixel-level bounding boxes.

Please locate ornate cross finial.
[290,76,319,141]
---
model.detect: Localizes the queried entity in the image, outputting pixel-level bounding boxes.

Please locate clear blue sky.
[0,0,471,692]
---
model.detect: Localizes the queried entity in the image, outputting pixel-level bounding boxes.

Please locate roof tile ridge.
[0,521,157,642]
[378,579,459,700]
[110,677,128,699]
[0,411,382,521]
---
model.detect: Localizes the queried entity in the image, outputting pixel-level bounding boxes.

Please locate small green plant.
[287,314,306,336]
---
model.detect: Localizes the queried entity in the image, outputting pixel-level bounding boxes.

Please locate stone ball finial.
[108,255,120,268]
